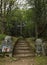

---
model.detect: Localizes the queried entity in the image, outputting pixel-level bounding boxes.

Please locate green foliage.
[27,0,47,38]
[34,56,47,65]
[26,38,35,52]
[0,34,6,44]
[0,0,47,38]
[0,34,6,41]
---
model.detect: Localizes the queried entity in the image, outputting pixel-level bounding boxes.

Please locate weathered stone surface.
[2,36,13,53]
[36,38,42,45]
[13,39,34,58]
[35,38,42,55]
[35,38,46,55]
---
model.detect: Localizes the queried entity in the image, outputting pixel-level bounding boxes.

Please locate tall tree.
[27,0,47,38]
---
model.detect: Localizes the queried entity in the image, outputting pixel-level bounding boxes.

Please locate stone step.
[14,53,33,58]
[16,42,27,44]
[17,42,27,45]
[18,40,25,42]
[16,44,28,47]
[14,52,32,54]
[15,46,28,48]
[18,41,26,43]
[14,50,31,53]
[15,47,30,50]
[13,39,33,58]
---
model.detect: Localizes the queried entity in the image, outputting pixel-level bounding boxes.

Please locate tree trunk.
[35,22,38,39]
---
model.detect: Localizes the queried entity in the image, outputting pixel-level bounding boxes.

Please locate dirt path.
[4,58,35,65]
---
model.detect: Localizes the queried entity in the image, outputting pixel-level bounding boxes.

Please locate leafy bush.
[0,34,6,44]
[26,38,35,52]
[0,34,6,41]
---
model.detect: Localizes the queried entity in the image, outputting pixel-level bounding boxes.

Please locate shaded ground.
[5,58,34,65]
[0,56,47,65]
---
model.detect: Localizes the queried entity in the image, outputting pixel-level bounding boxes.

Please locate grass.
[34,56,47,65]
[26,38,35,52]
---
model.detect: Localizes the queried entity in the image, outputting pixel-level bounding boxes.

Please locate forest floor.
[0,34,47,65]
[0,56,47,65]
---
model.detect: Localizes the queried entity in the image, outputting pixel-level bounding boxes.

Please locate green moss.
[0,34,6,41]
[34,56,47,65]
[26,38,35,51]
[0,34,6,44]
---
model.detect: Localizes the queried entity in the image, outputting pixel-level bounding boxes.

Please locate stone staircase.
[13,39,33,58]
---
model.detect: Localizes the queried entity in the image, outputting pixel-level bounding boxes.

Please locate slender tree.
[27,0,47,38]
